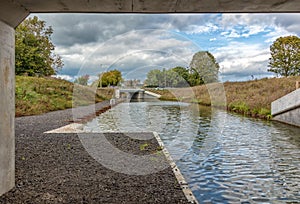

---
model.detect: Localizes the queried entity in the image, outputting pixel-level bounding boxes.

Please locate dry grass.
[224,77,299,118]
[147,76,300,119]
[15,76,113,117]
[96,88,115,99]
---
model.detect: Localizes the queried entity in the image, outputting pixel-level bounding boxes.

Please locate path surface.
[0,102,189,203]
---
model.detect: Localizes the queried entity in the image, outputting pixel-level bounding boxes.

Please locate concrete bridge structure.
[118,89,161,100]
[1,0,300,196]
[272,88,300,127]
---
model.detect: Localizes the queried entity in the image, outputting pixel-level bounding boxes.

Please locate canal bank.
[0,101,192,203]
[147,76,300,120]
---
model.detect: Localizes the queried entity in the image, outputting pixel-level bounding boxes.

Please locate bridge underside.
[1,0,300,197]
[1,0,300,28]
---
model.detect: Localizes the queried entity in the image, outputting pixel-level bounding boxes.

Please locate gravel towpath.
[0,101,189,203]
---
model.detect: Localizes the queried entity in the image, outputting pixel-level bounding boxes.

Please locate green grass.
[139,143,149,151]
[147,76,300,120]
[15,76,112,116]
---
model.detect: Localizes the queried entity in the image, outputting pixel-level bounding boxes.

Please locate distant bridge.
[117,89,161,100]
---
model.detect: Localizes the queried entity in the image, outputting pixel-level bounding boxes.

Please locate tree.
[144,67,200,88]
[15,16,63,76]
[144,69,162,87]
[74,75,89,86]
[98,69,122,87]
[171,66,190,87]
[268,35,300,77]
[187,70,202,86]
[189,51,219,84]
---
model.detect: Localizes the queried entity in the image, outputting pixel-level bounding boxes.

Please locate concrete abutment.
[0,20,15,195]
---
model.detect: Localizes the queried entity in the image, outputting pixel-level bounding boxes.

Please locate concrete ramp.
[271,88,300,127]
[144,90,161,98]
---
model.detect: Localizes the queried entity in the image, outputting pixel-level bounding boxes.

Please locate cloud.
[218,13,300,42]
[218,14,271,39]
[32,13,300,82]
[52,74,75,81]
[272,14,300,35]
[213,42,271,79]
[55,29,197,80]
[186,23,219,34]
[264,26,297,43]
[241,25,267,38]
[226,30,241,38]
[38,14,209,46]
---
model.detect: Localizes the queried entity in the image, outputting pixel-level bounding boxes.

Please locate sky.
[33,13,300,83]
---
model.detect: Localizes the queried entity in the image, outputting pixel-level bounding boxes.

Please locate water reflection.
[83,101,300,203]
[83,101,200,160]
[178,109,300,203]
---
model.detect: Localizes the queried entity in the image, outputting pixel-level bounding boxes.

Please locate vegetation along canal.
[83,101,300,203]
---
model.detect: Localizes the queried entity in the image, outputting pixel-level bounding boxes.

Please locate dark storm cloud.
[36,14,212,47]
[38,14,127,46]
[37,14,155,46]
[36,13,300,48]
[272,14,300,35]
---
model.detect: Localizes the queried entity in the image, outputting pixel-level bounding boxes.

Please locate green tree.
[74,75,89,86]
[144,69,162,87]
[171,66,190,87]
[15,16,63,76]
[144,67,201,88]
[268,35,300,77]
[188,70,202,86]
[98,69,122,87]
[189,51,219,84]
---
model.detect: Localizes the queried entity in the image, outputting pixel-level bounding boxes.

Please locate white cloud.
[186,23,219,34]
[213,42,270,78]
[227,30,241,38]
[218,13,300,42]
[264,26,297,43]
[219,14,272,39]
[220,14,273,29]
[241,25,267,38]
[88,75,99,85]
[52,74,75,81]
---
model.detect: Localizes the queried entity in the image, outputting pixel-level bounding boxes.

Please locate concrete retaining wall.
[271,88,300,127]
[144,91,161,99]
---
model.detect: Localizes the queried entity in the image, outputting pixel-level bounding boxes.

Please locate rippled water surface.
[83,101,300,203]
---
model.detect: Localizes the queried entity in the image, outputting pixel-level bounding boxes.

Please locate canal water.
[83,101,300,203]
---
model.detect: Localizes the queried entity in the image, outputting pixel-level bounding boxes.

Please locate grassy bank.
[16,76,113,117]
[147,76,300,119]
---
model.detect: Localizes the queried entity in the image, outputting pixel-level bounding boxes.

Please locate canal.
[83,101,300,203]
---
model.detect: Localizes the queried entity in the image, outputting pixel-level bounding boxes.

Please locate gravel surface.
[0,102,189,203]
